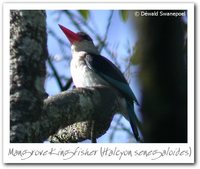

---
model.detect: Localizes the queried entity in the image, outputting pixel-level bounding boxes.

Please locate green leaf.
[79,10,89,20]
[120,10,129,22]
[130,42,141,65]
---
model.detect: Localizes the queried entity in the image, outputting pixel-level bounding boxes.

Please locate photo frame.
[2,1,194,164]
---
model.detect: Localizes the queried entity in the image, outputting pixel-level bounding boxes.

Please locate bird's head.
[59,24,98,54]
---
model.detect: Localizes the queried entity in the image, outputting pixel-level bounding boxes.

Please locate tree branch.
[91,120,97,143]
[46,87,119,143]
[47,55,64,91]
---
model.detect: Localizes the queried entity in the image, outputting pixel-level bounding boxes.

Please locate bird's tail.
[127,102,142,142]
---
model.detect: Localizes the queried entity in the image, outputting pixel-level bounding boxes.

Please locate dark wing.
[85,53,139,105]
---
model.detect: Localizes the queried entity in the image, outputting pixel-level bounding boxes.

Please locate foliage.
[79,10,89,20]
[120,10,129,22]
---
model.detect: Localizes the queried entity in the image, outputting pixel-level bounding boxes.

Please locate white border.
[2,2,194,10]
[3,2,194,164]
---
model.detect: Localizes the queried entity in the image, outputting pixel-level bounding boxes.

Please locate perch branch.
[45,86,120,143]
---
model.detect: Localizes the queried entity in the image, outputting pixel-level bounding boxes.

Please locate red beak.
[58,24,81,44]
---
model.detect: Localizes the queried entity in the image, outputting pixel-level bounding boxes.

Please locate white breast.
[70,51,109,87]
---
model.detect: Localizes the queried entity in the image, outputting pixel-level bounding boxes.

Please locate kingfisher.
[59,24,141,142]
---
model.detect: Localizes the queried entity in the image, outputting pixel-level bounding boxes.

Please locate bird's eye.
[83,35,92,41]
[77,32,93,42]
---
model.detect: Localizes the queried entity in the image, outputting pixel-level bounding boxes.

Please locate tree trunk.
[133,11,187,142]
[10,10,48,142]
